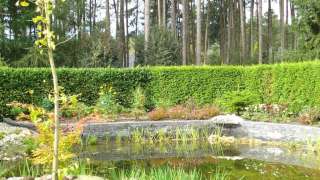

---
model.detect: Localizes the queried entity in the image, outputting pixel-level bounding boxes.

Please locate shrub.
[58,89,91,119]
[131,86,146,118]
[94,85,124,116]
[298,107,320,125]
[148,107,168,120]
[216,90,259,115]
[148,104,220,120]
[2,62,320,117]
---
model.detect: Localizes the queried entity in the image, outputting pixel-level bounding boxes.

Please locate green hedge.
[1,62,320,116]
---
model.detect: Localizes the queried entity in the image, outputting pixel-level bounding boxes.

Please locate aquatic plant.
[156,129,167,142]
[84,135,98,146]
[110,167,202,180]
[131,129,143,143]
[211,168,230,180]
[115,133,123,144]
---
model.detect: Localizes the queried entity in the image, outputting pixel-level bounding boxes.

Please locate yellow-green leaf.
[19,1,29,7]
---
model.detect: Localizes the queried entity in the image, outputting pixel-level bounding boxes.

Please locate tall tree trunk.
[158,0,162,26]
[196,0,201,65]
[134,0,139,66]
[182,0,188,65]
[291,2,297,49]
[163,0,166,27]
[93,0,97,29]
[144,0,150,62]
[204,0,210,64]
[239,0,245,64]
[125,0,129,66]
[119,0,125,66]
[258,0,263,64]
[285,0,288,49]
[226,0,231,64]
[106,0,111,56]
[171,0,177,36]
[268,0,273,63]
[89,0,92,34]
[280,0,284,60]
[112,0,119,38]
[190,0,195,64]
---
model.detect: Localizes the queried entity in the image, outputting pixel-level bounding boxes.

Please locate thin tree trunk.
[190,0,195,64]
[163,0,166,27]
[106,0,111,55]
[258,0,262,64]
[125,0,129,66]
[280,0,284,60]
[226,0,231,64]
[204,0,210,64]
[268,0,273,63]
[182,0,188,65]
[112,0,119,38]
[45,2,59,180]
[119,0,125,66]
[285,0,288,49]
[239,0,245,64]
[158,0,162,26]
[291,2,297,49]
[196,0,201,65]
[89,0,92,34]
[93,0,97,29]
[171,0,177,36]
[134,0,139,65]
[144,0,150,62]
[106,0,110,33]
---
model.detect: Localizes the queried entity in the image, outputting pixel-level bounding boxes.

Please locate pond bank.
[82,115,320,143]
[3,115,320,143]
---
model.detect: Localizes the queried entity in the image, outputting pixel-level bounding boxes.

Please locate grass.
[1,159,231,180]
[109,166,232,180]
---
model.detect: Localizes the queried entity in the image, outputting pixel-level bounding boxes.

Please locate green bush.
[1,62,320,117]
[94,85,124,115]
[216,90,259,115]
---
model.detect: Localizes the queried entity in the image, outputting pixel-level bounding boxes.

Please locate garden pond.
[77,140,320,179]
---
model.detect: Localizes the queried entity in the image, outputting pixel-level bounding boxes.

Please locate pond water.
[79,140,320,179]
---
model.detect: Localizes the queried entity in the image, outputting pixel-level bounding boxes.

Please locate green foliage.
[0,132,5,140]
[0,55,6,67]
[216,90,259,114]
[23,137,39,155]
[131,86,146,118]
[2,62,320,117]
[293,0,320,50]
[58,88,91,119]
[94,85,123,115]
[135,28,181,66]
[111,167,202,180]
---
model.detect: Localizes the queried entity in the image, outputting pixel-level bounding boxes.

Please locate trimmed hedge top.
[1,62,320,116]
